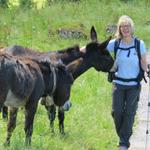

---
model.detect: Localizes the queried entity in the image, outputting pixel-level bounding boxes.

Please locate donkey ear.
[66,58,83,73]
[99,36,112,49]
[90,26,97,42]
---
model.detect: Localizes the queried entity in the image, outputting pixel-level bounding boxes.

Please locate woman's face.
[119,22,132,38]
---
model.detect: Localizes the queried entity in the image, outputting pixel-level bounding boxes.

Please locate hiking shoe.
[119,146,128,150]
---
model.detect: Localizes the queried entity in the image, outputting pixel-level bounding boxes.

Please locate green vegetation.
[0,0,150,149]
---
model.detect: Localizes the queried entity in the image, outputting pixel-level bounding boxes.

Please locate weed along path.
[129,52,150,150]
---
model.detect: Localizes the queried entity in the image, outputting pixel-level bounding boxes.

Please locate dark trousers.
[112,83,141,148]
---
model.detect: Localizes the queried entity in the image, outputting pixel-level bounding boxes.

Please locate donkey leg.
[0,92,7,113]
[0,79,8,111]
[2,106,8,120]
[58,108,65,135]
[45,105,56,134]
[4,107,18,146]
[24,102,38,146]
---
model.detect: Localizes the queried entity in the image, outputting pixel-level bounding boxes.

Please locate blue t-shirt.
[107,38,146,86]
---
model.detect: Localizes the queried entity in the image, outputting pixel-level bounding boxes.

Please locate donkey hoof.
[60,130,65,135]
[50,129,55,134]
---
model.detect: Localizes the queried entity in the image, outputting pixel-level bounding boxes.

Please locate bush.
[46,0,80,5]
[19,0,34,8]
[0,0,8,8]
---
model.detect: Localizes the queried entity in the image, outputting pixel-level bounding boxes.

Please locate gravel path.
[129,53,150,150]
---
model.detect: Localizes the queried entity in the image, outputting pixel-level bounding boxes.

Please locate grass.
[0,71,117,150]
[0,0,150,149]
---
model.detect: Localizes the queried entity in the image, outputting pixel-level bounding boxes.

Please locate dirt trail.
[129,53,150,150]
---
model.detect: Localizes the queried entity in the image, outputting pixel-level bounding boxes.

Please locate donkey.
[46,26,114,134]
[2,26,114,134]
[1,45,82,119]
[0,51,82,145]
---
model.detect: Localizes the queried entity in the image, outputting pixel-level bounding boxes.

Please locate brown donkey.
[2,26,114,134]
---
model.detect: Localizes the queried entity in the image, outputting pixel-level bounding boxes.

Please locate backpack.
[108,37,147,85]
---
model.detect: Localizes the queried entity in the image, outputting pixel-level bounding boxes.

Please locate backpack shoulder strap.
[135,37,143,70]
[135,37,141,60]
[135,37,147,83]
[114,38,121,59]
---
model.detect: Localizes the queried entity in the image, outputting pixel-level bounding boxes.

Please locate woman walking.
[107,15,147,150]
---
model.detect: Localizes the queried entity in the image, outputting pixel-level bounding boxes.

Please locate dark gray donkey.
[0,51,82,145]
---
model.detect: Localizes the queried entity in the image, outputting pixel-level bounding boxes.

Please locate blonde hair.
[115,15,135,39]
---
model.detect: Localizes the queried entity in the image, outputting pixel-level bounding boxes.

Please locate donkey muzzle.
[60,100,72,111]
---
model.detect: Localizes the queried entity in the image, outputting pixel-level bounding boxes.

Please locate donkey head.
[52,58,82,106]
[85,26,114,72]
[57,45,82,65]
